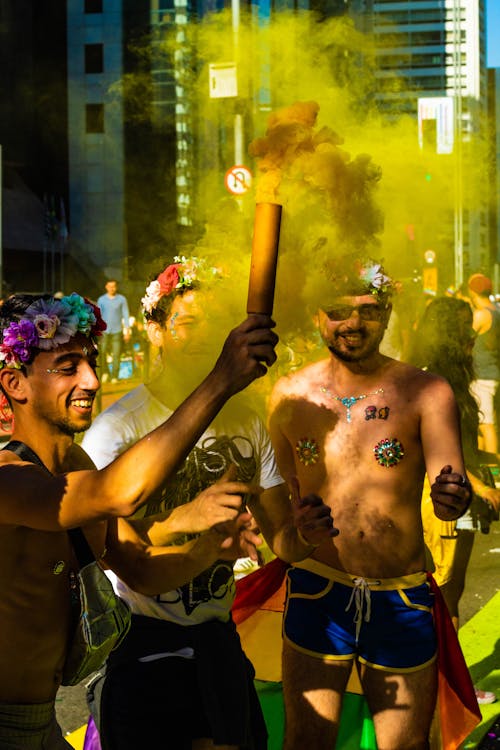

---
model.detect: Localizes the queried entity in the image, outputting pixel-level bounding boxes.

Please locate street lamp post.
[453,0,464,288]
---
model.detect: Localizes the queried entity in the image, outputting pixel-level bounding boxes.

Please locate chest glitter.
[320,385,385,423]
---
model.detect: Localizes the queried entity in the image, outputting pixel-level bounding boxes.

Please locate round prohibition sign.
[224,165,253,195]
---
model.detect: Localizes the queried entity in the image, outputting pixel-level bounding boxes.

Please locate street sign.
[209,63,238,99]
[224,165,252,195]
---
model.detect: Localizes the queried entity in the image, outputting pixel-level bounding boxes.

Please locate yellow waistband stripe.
[293,559,427,591]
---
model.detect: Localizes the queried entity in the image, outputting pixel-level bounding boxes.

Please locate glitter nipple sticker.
[373,438,404,468]
[296,437,320,466]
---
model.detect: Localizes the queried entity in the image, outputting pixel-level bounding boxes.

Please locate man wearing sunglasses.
[268,257,474,750]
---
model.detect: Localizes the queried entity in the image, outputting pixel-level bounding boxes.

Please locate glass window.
[85,0,103,12]
[85,44,104,74]
[86,103,104,133]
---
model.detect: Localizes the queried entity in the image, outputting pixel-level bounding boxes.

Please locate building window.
[85,0,103,13]
[85,44,104,74]
[86,103,104,133]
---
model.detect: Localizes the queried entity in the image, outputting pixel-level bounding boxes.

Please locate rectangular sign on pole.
[209,63,238,98]
[418,97,454,155]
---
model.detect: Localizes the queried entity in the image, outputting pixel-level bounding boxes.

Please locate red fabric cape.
[232,562,481,749]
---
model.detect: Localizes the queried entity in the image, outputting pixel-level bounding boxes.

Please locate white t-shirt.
[82,385,283,626]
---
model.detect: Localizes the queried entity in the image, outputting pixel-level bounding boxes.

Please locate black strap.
[2,440,95,567]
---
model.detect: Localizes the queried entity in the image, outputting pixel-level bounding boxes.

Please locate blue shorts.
[283,560,437,672]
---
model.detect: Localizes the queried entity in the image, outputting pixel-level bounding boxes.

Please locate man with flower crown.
[82,257,336,750]
[0,289,292,748]
[267,254,478,749]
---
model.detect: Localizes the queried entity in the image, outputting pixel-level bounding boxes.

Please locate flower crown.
[141,256,220,315]
[323,256,394,300]
[0,294,107,370]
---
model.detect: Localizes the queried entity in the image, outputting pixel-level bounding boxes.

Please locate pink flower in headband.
[158,265,181,295]
[32,314,59,340]
[141,262,185,314]
[24,298,79,350]
[141,256,221,316]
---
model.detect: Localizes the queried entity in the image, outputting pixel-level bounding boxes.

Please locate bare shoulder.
[64,442,97,472]
[0,448,24,467]
[390,359,453,399]
[270,359,329,402]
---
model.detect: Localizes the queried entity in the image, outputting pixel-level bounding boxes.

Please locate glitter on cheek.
[169,312,179,339]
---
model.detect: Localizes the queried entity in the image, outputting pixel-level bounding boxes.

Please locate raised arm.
[0,315,278,531]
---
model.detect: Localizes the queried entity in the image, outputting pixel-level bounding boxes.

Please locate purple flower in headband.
[24,298,79,350]
[1,320,39,366]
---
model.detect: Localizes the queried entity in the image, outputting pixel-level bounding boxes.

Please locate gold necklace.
[320,385,384,423]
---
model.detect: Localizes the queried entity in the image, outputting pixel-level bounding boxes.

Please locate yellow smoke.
[126,9,488,404]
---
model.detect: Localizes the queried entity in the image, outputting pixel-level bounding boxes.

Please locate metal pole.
[453,0,464,288]
[232,0,243,166]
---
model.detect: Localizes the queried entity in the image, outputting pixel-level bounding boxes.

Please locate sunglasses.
[322,303,387,322]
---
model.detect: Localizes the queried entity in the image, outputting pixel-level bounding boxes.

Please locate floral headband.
[323,256,394,300]
[0,294,106,370]
[141,256,220,315]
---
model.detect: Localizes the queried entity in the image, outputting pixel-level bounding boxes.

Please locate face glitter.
[169,312,179,339]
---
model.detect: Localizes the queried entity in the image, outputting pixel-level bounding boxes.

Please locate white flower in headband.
[354,259,394,297]
[359,262,392,291]
[142,280,162,314]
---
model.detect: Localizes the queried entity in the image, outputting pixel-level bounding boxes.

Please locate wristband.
[296,527,320,549]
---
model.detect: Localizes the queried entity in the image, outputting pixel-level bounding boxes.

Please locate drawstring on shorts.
[345,577,380,643]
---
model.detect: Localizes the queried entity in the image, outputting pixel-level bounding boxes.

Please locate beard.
[52,415,91,437]
[327,330,383,362]
[34,403,92,438]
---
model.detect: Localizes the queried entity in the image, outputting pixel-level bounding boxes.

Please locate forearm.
[468,472,500,511]
[67,370,235,523]
[130,510,184,545]
[266,522,318,563]
[248,492,314,563]
[106,534,221,596]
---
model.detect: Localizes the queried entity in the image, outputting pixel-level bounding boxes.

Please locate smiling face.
[25,334,100,436]
[151,290,226,358]
[316,294,391,363]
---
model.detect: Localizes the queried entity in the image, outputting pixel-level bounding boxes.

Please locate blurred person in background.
[410,295,500,704]
[467,273,500,454]
[97,280,131,384]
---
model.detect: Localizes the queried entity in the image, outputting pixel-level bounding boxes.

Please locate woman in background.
[410,296,500,704]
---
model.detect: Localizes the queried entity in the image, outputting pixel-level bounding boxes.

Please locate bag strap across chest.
[2,440,95,567]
